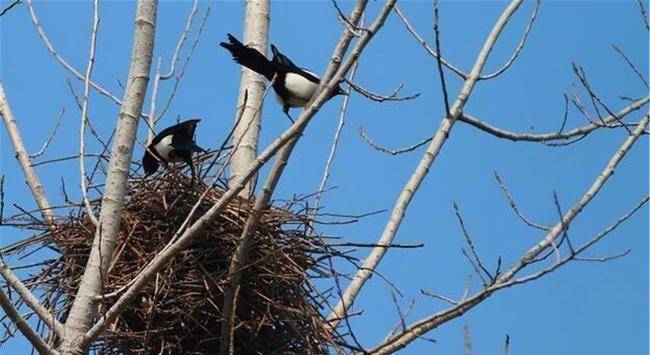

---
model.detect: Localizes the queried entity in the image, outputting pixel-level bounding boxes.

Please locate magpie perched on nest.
[220,33,346,122]
[142,119,205,178]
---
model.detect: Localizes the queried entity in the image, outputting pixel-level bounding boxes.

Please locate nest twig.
[2,169,347,354]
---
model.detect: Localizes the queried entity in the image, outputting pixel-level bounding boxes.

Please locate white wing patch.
[283,72,319,107]
[153,135,182,162]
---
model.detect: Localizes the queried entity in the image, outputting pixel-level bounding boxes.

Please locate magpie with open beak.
[220,33,346,122]
[142,119,205,179]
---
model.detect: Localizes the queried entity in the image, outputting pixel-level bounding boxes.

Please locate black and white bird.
[142,119,205,178]
[220,33,346,121]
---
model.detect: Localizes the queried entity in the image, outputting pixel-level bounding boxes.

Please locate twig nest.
[34,172,336,354]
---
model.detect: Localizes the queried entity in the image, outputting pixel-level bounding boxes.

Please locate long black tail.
[220,33,275,81]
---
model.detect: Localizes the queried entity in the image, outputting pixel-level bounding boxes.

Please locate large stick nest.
[13,171,342,354]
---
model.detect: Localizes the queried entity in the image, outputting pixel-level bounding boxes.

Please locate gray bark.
[59,1,158,353]
[229,0,270,198]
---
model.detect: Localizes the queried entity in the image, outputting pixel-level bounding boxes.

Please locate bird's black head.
[142,149,160,177]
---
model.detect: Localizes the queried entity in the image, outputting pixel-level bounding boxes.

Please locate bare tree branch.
[453,202,493,284]
[328,0,527,328]
[433,0,451,117]
[611,44,648,88]
[394,6,468,79]
[463,325,472,355]
[637,0,649,30]
[494,172,550,231]
[79,0,101,227]
[367,115,649,354]
[0,82,55,225]
[0,0,22,17]
[345,80,420,102]
[26,0,123,106]
[0,286,58,355]
[147,0,201,141]
[154,6,209,123]
[0,257,64,338]
[29,108,65,159]
[572,62,633,133]
[457,97,648,143]
[479,0,540,80]
[359,126,432,155]
[420,289,458,305]
[313,57,360,223]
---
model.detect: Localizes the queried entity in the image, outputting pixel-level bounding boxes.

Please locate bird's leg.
[183,155,197,183]
[189,163,197,184]
[283,105,295,124]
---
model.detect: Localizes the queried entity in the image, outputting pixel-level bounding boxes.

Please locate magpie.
[220,33,346,122]
[142,119,205,179]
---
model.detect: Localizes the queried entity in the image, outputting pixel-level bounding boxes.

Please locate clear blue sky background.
[1,0,648,354]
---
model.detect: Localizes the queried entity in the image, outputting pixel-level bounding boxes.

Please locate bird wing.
[220,33,275,81]
[151,119,200,146]
[270,44,321,84]
[142,148,160,176]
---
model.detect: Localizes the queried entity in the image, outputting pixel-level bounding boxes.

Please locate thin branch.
[79,0,101,227]
[147,0,200,140]
[161,0,198,80]
[572,62,632,134]
[345,80,421,102]
[0,175,5,223]
[29,108,65,159]
[312,57,360,223]
[147,56,163,142]
[457,97,648,143]
[359,126,431,155]
[0,257,64,338]
[327,242,423,248]
[494,172,550,231]
[25,0,123,106]
[154,6,210,123]
[329,0,527,328]
[453,202,493,284]
[420,289,458,305]
[65,79,109,149]
[574,249,631,263]
[479,0,540,80]
[0,287,58,355]
[0,0,22,17]
[0,82,54,225]
[394,5,468,79]
[611,44,648,88]
[383,299,416,342]
[331,0,368,35]
[463,325,472,355]
[433,0,451,117]
[637,0,649,30]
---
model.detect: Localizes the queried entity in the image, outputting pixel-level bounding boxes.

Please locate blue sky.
[1,1,648,354]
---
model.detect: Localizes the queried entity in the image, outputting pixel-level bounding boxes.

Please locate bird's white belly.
[153,135,182,162]
[281,72,319,107]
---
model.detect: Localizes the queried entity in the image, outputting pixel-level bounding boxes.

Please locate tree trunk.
[228,0,270,198]
[59,1,158,353]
